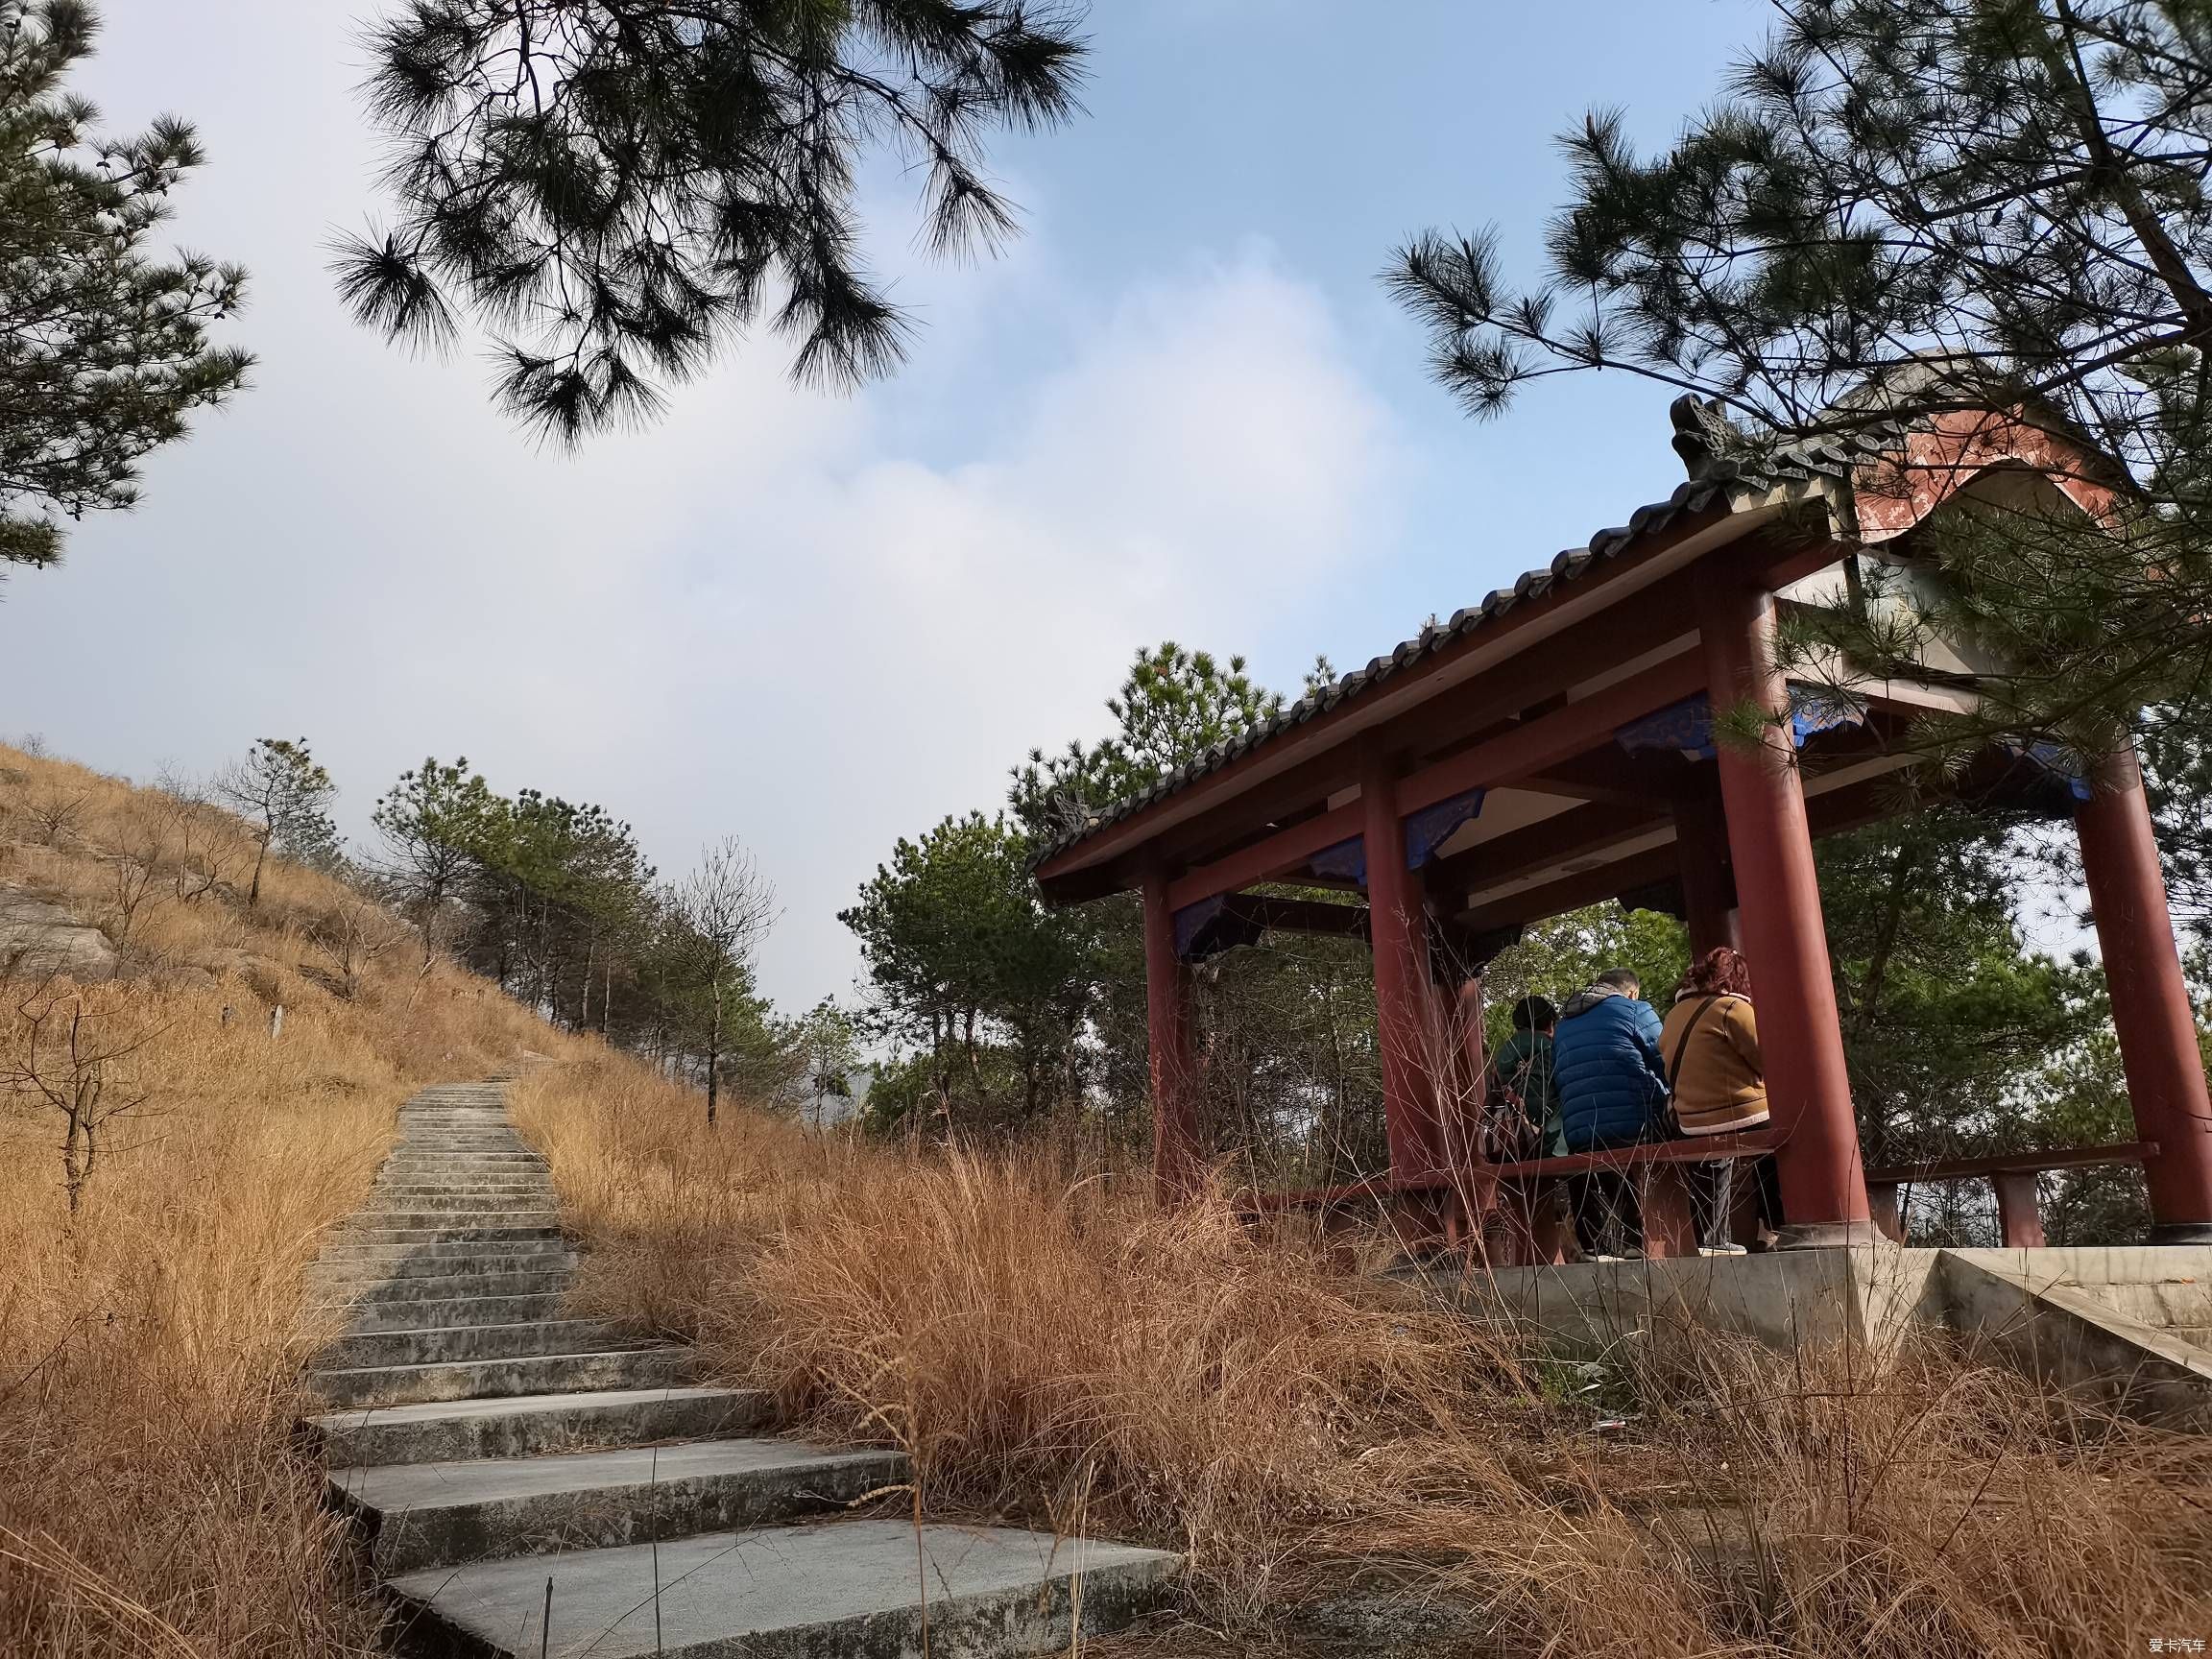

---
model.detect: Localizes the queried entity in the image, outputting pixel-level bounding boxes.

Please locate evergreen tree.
[213,737,336,908]
[334,0,1087,441]
[1,0,251,568]
[1387,0,2212,755]
[372,757,504,955]
[1815,807,2104,1181]
[1010,640,1284,840]
[2143,716,2212,933]
[839,809,1087,1131]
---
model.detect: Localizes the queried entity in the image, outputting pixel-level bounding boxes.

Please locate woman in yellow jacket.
[1658,947,1782,1254]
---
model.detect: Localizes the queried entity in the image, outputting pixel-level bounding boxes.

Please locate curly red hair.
[1676,945,1753,999]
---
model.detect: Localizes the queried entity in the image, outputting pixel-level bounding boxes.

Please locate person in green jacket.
[1490,995,1566,1160]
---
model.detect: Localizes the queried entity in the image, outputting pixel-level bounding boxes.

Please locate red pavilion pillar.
[1362,750,1447,1184]
[1696,560,1873,1245]
[1673,791,1742,956]
[1141,864,1202,1202]
[2076,748,2212,1242]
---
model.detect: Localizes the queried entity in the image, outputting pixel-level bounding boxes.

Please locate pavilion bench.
[1249,1138,2159,1259]
[1248,1131,1783,1262]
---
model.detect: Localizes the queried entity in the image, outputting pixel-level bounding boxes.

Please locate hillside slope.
[0,744,587,1656]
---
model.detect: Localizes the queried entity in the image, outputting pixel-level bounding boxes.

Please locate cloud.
[3,0,1411,1010]
[659,250,1408,1004]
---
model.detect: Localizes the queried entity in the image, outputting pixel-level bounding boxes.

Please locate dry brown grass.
[516,1055,2212,1659]
[0,743,584,1657]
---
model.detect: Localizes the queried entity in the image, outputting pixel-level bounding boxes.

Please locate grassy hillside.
[4,740,2208,1659]
[0,744,582,1656]
[515,1063,2212,1659]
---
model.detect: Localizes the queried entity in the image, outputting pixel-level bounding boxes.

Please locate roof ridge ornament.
[1670,394,1747,482]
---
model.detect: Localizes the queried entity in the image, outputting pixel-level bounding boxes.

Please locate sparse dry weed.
[517,1058,2212,1659]
[0,742,584,1656]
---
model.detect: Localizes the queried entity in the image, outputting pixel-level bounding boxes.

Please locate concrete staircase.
[301,1082,1178,1657]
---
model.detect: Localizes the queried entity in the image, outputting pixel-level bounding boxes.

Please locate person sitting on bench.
[1658,946,1783,1254]
[1552,967,1670,1260]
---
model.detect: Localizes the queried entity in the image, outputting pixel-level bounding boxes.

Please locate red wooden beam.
[1166,802,1361,912]
[1163,652,1704,914]
[1451,843,1683,932]
[1227,893,1369,940]
[1862,1140,2155,1184]
[1397,651,1707,814]
[1244,1129,1784,1212]
[1423,800,1664,902]
[1035,517,1732,894]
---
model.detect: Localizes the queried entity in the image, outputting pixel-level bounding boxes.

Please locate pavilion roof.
[1032,404,1908,871]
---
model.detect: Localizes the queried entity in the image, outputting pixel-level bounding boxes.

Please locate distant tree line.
[362,755,854,1112]
[155,739,854,1126]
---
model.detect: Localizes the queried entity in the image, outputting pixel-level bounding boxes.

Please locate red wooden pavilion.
[1033,401,2212,1252]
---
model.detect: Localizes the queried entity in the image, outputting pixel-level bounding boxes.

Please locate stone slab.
[387,1516,1180,1659]
[336,1438,908,1575]
[343,1291,571,1334]
[330,1267,577,1304]
[309,1386,770,1467]
[1935,1249,2212,1426]
[1414,1244,1946,1358]
[309,1345,689,1409]
[320,1318,636,1371]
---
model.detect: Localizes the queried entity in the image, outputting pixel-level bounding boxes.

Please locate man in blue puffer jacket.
[1551,966,1669,1259]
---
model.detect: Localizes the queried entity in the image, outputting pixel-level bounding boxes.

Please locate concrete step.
[345,1210,559,1226]
[321,1318,637,1371]
[343,1291,571,1334]
[310,1244,576,1279]
[386,1516,1178,1658]
[325,1266,578,1305]
[309,1345,691,1409]
[309,1385,769,1467]
[385,1142,532,1151]
[377,1166,546,1181]
[340,1212,562,1238]
[335,1437,908,1575]
[368,1186,557,1203]
[338,1220,565,1244]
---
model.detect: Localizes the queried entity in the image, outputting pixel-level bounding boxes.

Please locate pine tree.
[1387,0,2212,756]
[213,737,336,908]
[0,1,251,569]
[1009,641,1284,840]
[332,0,1087,441]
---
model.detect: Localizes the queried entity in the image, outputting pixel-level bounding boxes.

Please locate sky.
[2,0,1791,1010]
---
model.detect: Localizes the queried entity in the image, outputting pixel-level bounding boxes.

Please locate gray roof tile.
[1033,412,1904,872]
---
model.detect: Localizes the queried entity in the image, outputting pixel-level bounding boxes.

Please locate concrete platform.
[309,1385,770,1467]
[387,1517,1180,1659]
[335,1437,908,1574]
[1417,1242,2212,1425]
